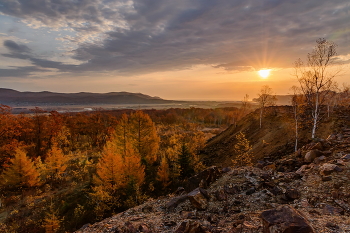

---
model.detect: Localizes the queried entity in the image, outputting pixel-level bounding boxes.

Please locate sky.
[0,0,349,101]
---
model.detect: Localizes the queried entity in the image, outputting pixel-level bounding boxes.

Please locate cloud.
[1,40,77,76]
[0,0,350,78]
[212,64,255,72]
[4,40,31,53]
[0,66,46,78]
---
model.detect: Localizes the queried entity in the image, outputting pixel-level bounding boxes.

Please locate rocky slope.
[76,123,350,232]
[201,106,346,166]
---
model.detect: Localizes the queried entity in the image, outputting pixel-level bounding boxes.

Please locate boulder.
[187,188,209,210]
[319,163,342,176]
[260,205,315,233]
[304,150,322,163]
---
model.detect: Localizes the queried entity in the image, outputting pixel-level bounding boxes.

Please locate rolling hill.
[0,88,173,106]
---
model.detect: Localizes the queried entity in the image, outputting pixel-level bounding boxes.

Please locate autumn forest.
[0,105,246,232]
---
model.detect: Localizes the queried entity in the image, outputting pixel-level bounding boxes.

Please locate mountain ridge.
[0,88,172,106]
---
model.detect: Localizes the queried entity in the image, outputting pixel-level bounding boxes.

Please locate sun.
[258,69,271,79]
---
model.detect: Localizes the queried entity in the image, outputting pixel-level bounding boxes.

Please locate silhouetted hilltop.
[0,88,173,105]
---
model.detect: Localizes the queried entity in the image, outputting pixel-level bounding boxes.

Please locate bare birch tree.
[294,38,340,139]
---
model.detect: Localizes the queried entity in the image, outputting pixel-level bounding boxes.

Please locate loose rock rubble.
[77,127,350,233]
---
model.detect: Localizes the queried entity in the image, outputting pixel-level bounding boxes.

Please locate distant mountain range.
[0,88,174,106]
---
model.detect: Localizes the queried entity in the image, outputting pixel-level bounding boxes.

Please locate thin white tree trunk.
[259,108,263,129]
[295,108,298,152]
[312,93,319,139]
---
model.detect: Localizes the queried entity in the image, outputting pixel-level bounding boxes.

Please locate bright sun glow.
[258,69,271,79]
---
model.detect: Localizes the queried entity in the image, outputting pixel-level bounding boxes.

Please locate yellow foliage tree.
[43,143,69,183]
[91,141,126,217]
[93,142,126,196]
[113,114,132,157]
[232,132,253,167]
[42,206,61,233]
[156,156,171,189]
[123,143,145,188]
[0,148,40,189]
[129,111,160,165]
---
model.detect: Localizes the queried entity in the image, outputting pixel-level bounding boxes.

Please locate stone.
[319,163,342,176]
[215,188,227,201]
[260,205,315,233]
[224,184,240,194]
[322,204,344,215]
[183,166,222,192]
[199,179,207,189]
[321,150,332,156]
[138,224,151,233]
[188,188,209,210]
[181,211,195,219]
[141,205,153,213]
[321,176,332,181]
[123,221,137,233]
[325,222,340,230]
[246,187,256,195]
[174,220,207,233]
[285,188,300,200]
[341,154,350,161]
[175,187,186,195]
[256,160,266,168]
[326,134,337,141]
[166,195,188,209]
[296,165,309,175]
[310,142,323,151]
[313,156,325,164]
[222,167,232,173]
[164,221,177,227]
[336,134,343,140]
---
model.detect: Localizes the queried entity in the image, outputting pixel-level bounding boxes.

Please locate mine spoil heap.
[77,128,350,232]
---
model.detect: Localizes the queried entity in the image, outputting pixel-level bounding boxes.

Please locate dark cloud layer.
[1,0,350,78]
